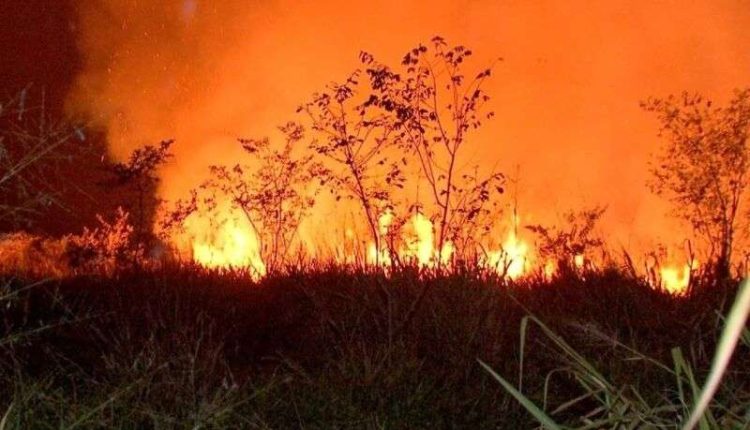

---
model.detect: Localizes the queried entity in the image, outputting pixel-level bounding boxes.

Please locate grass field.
[0,266,748,429]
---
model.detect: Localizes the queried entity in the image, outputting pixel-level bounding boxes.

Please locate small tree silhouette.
[361,36,504,262]
[299,70,405,263]
[106,140,174,245]
[66,208,144,274]
[526,206,606,273]
[193,123,326,271]
[642,89,750,279]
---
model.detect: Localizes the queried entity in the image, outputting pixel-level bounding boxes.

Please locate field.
[1,266,748,429]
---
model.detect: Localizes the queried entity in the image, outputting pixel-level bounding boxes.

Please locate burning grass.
[0,265,747,428]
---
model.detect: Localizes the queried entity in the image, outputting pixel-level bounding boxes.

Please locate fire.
[544,260,556,278]
[156,190,699,289]
[55,0,750,291]
[503,230,530,279]
[367,242,392,266]
[407,212,435,265]
[485,214,532,279]
[659,262,696,293]
[182,203,266,277]
[574,254,585,269]
[367,208,394,266]
[486,229,530,279]
[169,200,699,291]
[366,211,453,268]
[402,212,453,267]
[358,210,552,278]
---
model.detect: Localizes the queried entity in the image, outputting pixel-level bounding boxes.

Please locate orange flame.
[181,202,266,277]
[402,212,453,267]
[366,211,453,268]
[485,214,532,279]
[659,261,696,293]
[486,229,530,279]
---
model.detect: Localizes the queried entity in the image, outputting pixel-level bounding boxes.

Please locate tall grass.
[482,279,750,429]
[0,266,747,428]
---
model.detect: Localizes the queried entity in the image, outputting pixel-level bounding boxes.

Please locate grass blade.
[0,403,11,430]
[478,359,563,430]
[682,278,750,430]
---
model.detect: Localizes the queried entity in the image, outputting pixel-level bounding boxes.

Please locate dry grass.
[0,265,746,429]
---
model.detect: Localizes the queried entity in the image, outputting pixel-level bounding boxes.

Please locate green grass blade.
[519,315,529,391]
[527,316,613,393]
[0,403,11,430]
[682,278,750,430]
[478,359,563,430]
[672,348,714,429]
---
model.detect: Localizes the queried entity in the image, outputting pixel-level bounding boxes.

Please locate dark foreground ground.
[0,266,748,429]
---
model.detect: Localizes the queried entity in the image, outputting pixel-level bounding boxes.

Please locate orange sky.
[68,0,750,255]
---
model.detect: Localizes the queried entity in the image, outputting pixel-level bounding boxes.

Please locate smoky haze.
[66,0,750,254]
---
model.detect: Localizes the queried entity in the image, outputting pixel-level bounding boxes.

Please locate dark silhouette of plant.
[526,206,606,273]
[448,168,505,261]
[361,36,504,262]
[189,123,326,271]
[106,140,174,245]
[299,70,406,264]
[65,207,144,274]
[642,89,750,279]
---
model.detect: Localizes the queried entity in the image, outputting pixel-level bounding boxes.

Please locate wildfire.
[406,212,435,265]
[367,208,394,266]
[182,203,266,277]
[574,254,585,268]
[544,260,556,278]
[485,214,532,279]
[179,205,541,279]
[166,200,700,291]
[659,262,696,293]
[486,229,531,279]
[367,211,453,268]
[402,212,453,267]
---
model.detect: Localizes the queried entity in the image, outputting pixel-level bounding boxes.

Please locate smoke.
[67,0,750,256]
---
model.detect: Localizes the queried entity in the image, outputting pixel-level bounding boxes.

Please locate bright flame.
[486,214,531,279]
[367,208,394,266]
[367,242,392,266]
[659,262,695,293]
[497,230,530,279]
[169,199,698,292]
[366,211,453,268]
[544,260,557,279]
[405,212,436,266]
[378,208,394,236]
[182,203,266,277]
[401,212,453,267]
